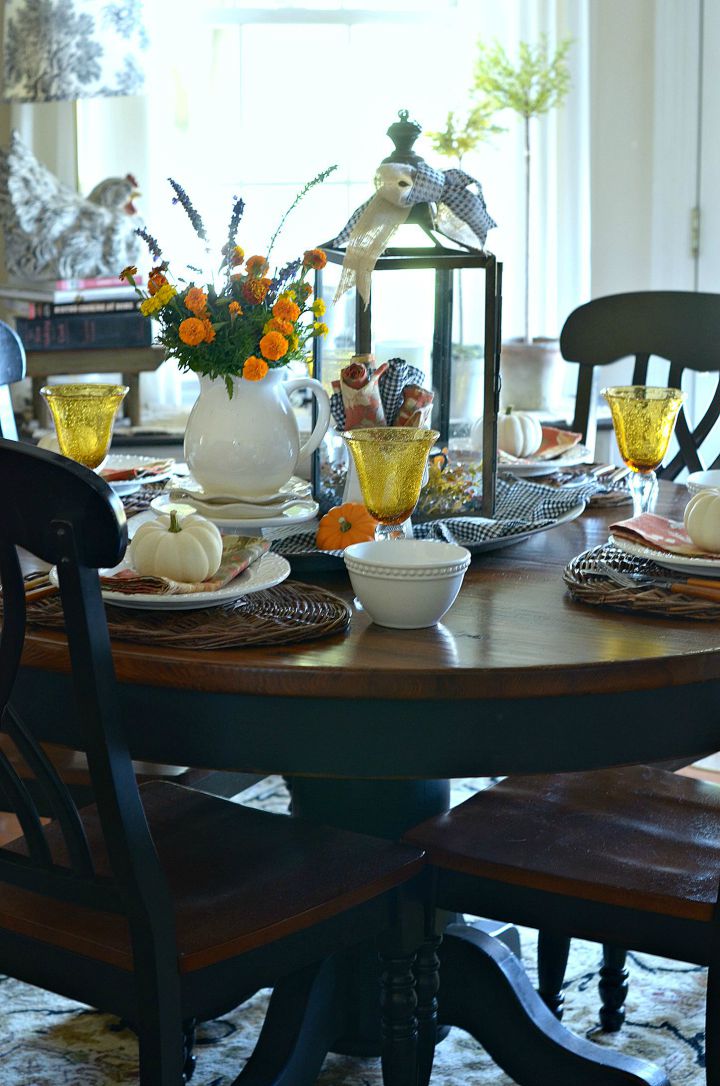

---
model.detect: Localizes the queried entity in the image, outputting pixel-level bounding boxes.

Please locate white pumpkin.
[496,408,543,457]
[129,512,223,582]
[684,489,720,552]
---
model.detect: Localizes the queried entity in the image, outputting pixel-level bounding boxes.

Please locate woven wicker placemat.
[564,543,720,621]
[18,581,351,649]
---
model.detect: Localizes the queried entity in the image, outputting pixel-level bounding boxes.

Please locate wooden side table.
[26,346,166,427]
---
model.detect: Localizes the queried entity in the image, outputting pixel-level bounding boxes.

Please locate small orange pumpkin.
[316,502,378,550]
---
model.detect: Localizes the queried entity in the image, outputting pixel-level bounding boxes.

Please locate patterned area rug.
[0,777,707,1085]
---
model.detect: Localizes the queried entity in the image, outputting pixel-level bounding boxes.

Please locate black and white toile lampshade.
[2,0,148,102]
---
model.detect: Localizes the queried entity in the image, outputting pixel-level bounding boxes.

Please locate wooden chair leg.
[537,931,571,1020]
[599,944,629,1032]
[380,947,418,1086]
[182,1019,197,1081]
[137,1023,187,1086]
[415,934,441,1086]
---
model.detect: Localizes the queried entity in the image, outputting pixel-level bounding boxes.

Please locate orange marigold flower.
[178,317,206,346]
[148,269,169,295]
[229,301,243,317]
[231,245,245,266]
[202,318,216,343]
[259,330,289,362]
[242,277,271,305]
[246,255,270,277]
[243,355,269,381]
[272,296,301,322]
[301,282,313,297]
[119,265,137,282]
[184,287,208,315]
[302,248,327,270]
[264,316,294,336]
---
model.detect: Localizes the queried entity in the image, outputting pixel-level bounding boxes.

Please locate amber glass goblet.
[343,427,439,541]
[41,383,129,469]
[602,385,686,516]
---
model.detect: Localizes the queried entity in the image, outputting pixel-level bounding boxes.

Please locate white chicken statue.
[0,131,142,281]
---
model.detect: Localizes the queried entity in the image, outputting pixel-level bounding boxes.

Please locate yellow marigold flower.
[272,297,300,322]
[119,265,137,282]
[311,298,326,317]
[259,330,289,362]
[243,355,269,381]
[178,317,206,346]
[284,289,296,300]
[303,248,327,270]
[153,283,177,308]
[246,255,270,277]
[184,287,208,315]
[140,295,162,316]
[313,321,329,337]
[229,301,243,317]
[202,318,216,343]
[289,332,299,352]
[231,245,245,267]
[242,277,271,305]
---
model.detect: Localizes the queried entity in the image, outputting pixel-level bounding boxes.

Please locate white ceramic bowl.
[687,471,720,495]
[343,540,471,629]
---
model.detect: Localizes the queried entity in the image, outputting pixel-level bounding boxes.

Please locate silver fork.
[593,565,720,602]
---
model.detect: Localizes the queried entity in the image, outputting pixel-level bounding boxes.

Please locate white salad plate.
[610,534,720,577]
[176,475,312,504]
[49,552,291,610]
[100,454,176,497]
[497,444,593,477]
[150,495,319,534]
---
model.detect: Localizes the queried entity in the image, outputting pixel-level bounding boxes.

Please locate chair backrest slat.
[3,706,94,876]
[0,320,25,441]
[561,291,720,475]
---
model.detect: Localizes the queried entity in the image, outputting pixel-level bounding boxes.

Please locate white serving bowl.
[687,471,720,495]
[343,540,471,629]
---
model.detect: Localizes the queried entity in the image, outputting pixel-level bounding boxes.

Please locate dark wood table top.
[21,481,720,704]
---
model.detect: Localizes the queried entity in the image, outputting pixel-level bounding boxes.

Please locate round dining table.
[15,479,720,1086]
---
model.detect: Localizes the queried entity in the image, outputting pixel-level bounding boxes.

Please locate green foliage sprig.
[474,35,572,121]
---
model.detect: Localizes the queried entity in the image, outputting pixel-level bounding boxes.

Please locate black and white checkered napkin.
[330,358,427,430]
[270,478,596,558]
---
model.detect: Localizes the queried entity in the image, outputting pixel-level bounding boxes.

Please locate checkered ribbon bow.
[330,161,496,306]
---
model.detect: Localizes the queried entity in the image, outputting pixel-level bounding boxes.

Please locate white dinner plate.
[497,444,593,477]
[150,494,319,533]
[686,470,720,495]
[100,454,176,496]
[49,552,290,610]
[610,534,720,577]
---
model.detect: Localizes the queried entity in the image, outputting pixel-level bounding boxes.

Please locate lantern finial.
[384,110,425,165]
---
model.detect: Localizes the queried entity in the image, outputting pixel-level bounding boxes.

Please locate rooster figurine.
[0,131,142,281]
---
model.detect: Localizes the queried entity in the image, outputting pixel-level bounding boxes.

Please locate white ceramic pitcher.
[184,370,331,498]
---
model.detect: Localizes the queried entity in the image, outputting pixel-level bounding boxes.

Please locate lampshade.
[2,0,148,103]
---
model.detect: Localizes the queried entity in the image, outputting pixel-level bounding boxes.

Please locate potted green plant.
[474,35,572,411]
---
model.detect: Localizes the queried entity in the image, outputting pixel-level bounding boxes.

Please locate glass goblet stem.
[628,469,658,517]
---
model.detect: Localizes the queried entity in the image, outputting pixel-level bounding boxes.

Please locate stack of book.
[0,276,153,351]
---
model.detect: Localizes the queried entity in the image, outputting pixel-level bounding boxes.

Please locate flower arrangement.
[120,169,335,395]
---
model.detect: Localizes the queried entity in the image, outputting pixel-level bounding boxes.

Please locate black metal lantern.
[313,111,502,517]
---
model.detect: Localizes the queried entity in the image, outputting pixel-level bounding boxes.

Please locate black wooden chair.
[0,317,25,440]
[562,290,720,478]
[0,437,425,1086]
[529,289,720,1024]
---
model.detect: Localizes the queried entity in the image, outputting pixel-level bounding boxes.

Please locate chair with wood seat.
[562,290,720,477]
[0,436,425,1086]
[404,765,720,1085]
[482,288,720,1034]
